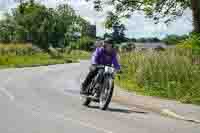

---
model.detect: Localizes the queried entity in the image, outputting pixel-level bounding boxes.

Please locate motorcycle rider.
[80,38,121,95]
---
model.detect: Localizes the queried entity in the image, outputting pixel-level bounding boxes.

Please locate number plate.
[105,66,114,73]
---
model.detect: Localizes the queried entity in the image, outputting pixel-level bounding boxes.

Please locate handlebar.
[95,65,112,69]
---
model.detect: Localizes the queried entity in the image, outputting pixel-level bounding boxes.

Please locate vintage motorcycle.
[81,65,115,110]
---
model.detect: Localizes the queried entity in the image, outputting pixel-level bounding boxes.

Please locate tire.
[80,86,91,107]
[99,77,114,110]
[82,97,91,106]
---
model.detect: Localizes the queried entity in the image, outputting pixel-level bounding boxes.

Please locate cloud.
[0,0,193,38]
[0,0,10,11]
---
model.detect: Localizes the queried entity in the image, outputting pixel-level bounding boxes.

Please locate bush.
[69,36,95,51]
[48,46,64,59]
[0,43,42,56]
[178,34,200,55]
[163,34,188,45]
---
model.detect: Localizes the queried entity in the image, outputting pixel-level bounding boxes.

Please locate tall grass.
[117,47,200,105]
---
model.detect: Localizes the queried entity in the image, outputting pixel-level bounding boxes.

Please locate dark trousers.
[82,65,98,90]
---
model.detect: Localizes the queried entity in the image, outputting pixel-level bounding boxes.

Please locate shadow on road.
[88,105,148,114]
[108,108,134,114]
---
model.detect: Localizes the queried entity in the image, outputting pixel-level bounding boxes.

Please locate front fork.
[89,70,104,96]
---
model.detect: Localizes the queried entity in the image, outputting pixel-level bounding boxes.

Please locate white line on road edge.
[161,109,200,124]
[55,114,113,133]
[0,88,15,101]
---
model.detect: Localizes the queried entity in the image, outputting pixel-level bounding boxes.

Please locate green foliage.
[0,54,70,68]
[178,34,200,55]
[78,36,95,51]
[103,33,112,39]
[103,23,127,44]
[112,23,127,43]
[87,0,200,34]
[0,1,91,51]
[178,34,200,47]
[89,0,190,23]
[163,35,188,45]
[69,36,95,51]
[117,48,200,105]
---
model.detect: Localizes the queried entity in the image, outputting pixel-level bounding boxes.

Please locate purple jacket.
[91,47,120,70]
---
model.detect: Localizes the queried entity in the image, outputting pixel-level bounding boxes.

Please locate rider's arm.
[112,53,120,70]
[91,47,102,65]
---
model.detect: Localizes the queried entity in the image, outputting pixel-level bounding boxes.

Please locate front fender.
[104,72,115,79]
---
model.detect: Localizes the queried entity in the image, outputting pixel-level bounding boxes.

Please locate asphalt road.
[0,61,199,133]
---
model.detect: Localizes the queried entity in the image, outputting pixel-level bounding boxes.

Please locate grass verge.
[0,44,90,69]
[116,48,200,105]
[0,53,74,69]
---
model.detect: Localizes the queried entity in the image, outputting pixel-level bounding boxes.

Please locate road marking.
[55,114,113,133]
[161,109,200,124]
[0,87,15,101]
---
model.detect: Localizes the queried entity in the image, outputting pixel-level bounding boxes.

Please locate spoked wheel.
[80,86,91,107]
[99,78,114,110]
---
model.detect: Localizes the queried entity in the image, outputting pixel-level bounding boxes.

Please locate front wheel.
[80,86,91,106]
[81,96,91,106]
[99,77,114,110]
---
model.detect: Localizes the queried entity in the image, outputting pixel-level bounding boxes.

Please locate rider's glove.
[115,69,122,74]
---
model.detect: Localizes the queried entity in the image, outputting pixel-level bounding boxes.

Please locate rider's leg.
[81,65,98,94]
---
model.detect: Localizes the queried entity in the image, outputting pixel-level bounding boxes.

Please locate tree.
[14,0,35,14]
[191,0,200,33]
[0,1,92,51]
[103,33,112,39]
[87,0,200,33]
[130,38,137,42]
[105,12,127,43]
[112,22,126,43]
[163,34,188,45]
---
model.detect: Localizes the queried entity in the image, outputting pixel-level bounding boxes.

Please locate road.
[0,61,199,133]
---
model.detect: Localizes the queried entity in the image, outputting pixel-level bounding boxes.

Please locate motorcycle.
[81,65,115,110]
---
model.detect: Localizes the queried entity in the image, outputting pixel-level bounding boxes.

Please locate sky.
[0,0,193,38]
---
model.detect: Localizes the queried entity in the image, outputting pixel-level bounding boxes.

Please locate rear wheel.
[99,77,114,110]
